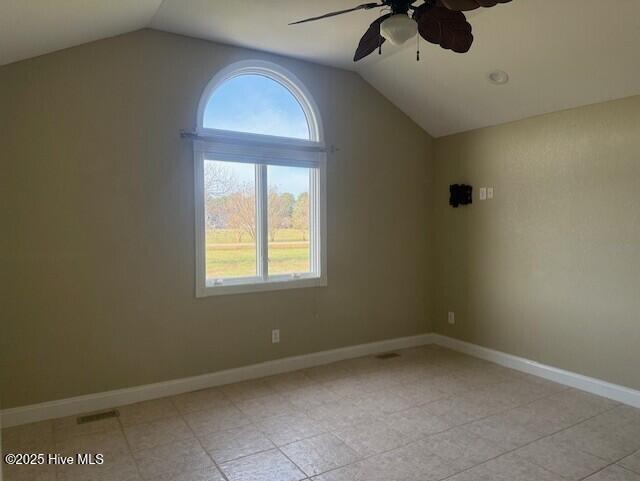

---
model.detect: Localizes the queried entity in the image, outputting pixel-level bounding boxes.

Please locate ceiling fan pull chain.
[378,8,384,55]
[416,32,420,61]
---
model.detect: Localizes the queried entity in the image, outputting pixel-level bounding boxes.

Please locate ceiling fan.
[290,0,512,62]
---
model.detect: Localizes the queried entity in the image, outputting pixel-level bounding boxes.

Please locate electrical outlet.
[487,187,494,199]
[447,312,455,325]
[271,329,280,344]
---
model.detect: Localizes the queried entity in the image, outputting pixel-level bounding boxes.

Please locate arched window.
[193,60,326,296]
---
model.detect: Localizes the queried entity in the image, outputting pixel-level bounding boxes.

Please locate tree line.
[205,162,309,243]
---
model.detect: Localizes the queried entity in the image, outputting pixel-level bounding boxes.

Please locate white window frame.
[193,60,327,297]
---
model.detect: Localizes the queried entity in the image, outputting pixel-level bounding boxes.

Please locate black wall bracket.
[449,184,473,208]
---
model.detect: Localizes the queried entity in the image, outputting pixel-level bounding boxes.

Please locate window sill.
[196,275,327,298]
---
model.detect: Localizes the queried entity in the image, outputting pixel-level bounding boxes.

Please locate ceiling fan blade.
[353,14,391,62]
[289,3,383,25]
[438,0,512,12]
[415,5,473,53]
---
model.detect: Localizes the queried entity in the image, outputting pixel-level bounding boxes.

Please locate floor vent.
[77,410,119,424]
[375,352,400,360]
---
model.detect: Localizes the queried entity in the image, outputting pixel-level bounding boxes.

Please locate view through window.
[204,160,257,279]
[267,165,311,276]
[204,161,312,279]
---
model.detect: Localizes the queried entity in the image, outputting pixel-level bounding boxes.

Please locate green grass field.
[206,229,310,278]
[208,228,307,244]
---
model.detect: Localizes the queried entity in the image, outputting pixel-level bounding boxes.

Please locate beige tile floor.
[3,345,640,481]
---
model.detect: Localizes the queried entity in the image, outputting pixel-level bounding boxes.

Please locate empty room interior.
[2,1,640,480]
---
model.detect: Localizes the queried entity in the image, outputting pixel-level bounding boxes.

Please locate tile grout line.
[170,384,323,473]
[177,392,234,481]
[307,380,615,479]
[275,443,313,480]
[222,383,310,480]
[166,355,574,480]
[573,447,640,481]
[235,382,636,481]
[437,403,625,481]
[619,450,640,475]
[122,368,630,481]
[576,464,624,481]
[117,414,146,481]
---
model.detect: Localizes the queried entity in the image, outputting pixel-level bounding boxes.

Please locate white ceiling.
[0,0,163,66]
[2,0,640,137]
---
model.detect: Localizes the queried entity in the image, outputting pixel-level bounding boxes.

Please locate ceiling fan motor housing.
[384,0,416,14]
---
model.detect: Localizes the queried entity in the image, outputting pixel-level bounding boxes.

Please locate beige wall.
[0,29,435,408]
[433,96,640,390]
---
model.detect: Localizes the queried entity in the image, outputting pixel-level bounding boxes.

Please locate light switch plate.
[479,187,487,200]
[487,187,494,199]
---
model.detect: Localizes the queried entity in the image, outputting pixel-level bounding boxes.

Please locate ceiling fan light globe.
[380,14,417,46]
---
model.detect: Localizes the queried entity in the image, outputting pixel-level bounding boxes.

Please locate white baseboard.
[4,332,639,428]
[432,334,640,409]
[0,333,434,428]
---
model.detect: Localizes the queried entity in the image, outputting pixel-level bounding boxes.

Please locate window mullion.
[256,164,269,281]
[310,168,318,275]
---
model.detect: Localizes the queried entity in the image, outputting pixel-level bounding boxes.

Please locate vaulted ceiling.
[2,0,640,137]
